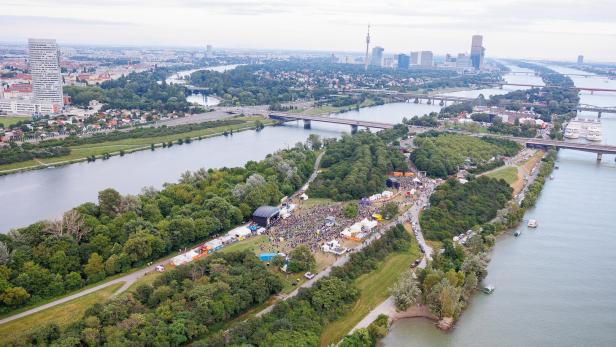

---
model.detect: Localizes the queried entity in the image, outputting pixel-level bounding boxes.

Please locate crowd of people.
[266,201,380,252]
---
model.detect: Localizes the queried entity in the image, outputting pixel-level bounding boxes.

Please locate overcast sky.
[1,0,615,62]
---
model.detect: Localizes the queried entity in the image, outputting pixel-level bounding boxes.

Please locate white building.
[419,51,433,67]
[0,99,58,115]
[28,38,63,108]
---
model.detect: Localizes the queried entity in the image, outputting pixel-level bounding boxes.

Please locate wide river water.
[0,65,539,232]
[381,68,616,346]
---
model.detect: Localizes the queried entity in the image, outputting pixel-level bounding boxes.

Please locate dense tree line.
[488,118,537,137]
[210,224,412,347]
[0,143,70,165]
[403,113,439,127]
[489,63,580,121]
[0,119,249,166]
[339,314,389,347]
[64,67,191,112]
[189,65,310,106]
[308,131,408,201]
[0,145,316,313]
[410,132,520,178]
[421,176,513,241]
[7,251,283,346]
[521,150,556,208]
[34,119,247,149]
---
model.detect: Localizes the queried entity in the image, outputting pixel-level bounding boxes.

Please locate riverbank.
[353,146,552,344]
[0,116,276,176]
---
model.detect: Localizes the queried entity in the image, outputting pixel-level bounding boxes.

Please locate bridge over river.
[270,113,616,161]
[269,113,394,131]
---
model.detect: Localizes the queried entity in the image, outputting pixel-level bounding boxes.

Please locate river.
[167,64,243,107]
[0,65,533,232]
[381,68,616,346]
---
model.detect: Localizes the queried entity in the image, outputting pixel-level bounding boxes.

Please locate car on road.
[304,272,316,280]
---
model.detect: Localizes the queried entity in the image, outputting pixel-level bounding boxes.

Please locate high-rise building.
[364,25,371,70]
[456,53,472,69]
[470,35,485,70]
[28,38,63,107]
[370,46,384,67]
[419,51,433,67]
[397,54,410,69]
[206,44,213,57]
[577,55,584,64]
[410,51,419,65]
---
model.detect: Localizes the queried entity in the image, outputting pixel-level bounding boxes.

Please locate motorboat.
[528,219,538,228]
[514,229,522,237]
[482,285,495,294]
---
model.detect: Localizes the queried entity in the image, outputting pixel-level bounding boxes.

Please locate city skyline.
[1,0,615,62]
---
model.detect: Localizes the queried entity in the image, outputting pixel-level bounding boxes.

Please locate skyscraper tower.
[364,25,371,70]
[28,38,63,107]
[470,35,485,70]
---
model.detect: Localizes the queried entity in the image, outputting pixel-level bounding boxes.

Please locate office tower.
[577,55,584,64]
[370,46,384,67]
[397,54,410,69]
[470,35,485,70]
[206,44,213,57]
[28,38,63,107]
[410,51,419,65]
[364,25,371,70]
[419,51,433,67]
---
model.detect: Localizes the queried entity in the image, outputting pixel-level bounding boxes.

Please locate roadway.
[269,113,394,129]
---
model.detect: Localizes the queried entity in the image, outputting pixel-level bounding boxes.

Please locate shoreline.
[357,147,552,340]
[0,121,273,177]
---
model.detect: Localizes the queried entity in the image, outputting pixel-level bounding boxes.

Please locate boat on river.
[528,219,538,228]
[514,229,522,237]
[586,126,602,142]
[482,285,495,294]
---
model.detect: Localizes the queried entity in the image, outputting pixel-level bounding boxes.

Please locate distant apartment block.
[419,51,433,67]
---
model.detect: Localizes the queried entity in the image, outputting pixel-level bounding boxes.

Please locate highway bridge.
[269,113,394,131]
[496,82,616,94]
[270,112,616,161]
[502,136,616,161]
[507,71,594,78]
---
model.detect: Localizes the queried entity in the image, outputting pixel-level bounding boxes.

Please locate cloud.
[0,15,135,27]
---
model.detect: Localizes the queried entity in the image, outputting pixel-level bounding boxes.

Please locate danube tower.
[364,25,371,71]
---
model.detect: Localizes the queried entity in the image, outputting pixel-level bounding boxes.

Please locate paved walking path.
[0,258,168,325]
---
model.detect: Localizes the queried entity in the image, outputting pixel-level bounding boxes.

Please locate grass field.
[0,282,123,341]
[0,116,31,127]
[485,166,519,185]
[0,116,274,173]
[301,197,334,208]
[319,235,420,346]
